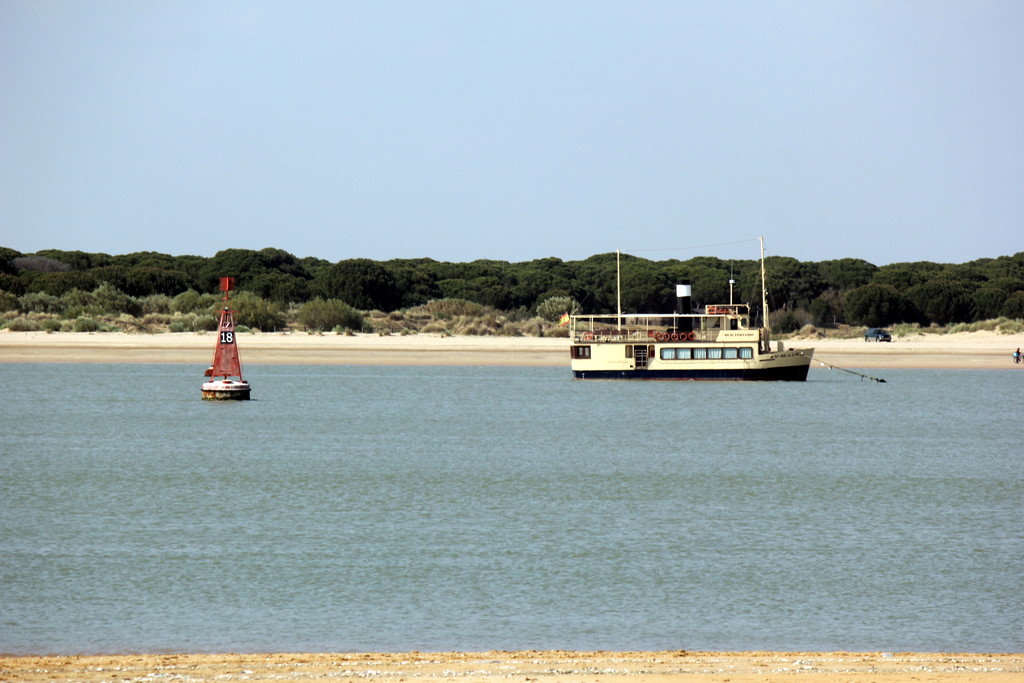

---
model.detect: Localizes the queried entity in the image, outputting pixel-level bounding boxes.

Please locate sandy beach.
[1,329,1022,370]
[2,650,1022,682]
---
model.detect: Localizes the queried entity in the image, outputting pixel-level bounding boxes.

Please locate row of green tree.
[2,246,1023,328]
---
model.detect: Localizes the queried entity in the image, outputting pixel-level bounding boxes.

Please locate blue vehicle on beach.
[864,327,892,342]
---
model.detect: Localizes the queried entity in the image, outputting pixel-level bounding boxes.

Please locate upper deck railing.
[570,310,754,344]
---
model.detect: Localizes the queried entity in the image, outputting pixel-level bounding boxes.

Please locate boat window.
[660,348,676,360]
[707,348,723,359]
[693,348,707,359]
[677,347,692,359]
[722,348,738,359]
[571,346,591,359]
[739,347,753,359]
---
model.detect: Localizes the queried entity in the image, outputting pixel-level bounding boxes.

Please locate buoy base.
[201,380,251,401]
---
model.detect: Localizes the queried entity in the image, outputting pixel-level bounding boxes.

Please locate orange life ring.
[687,331,696,341]
[582,331,593,341]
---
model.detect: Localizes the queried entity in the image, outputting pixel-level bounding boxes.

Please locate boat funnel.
[676,281,692,332]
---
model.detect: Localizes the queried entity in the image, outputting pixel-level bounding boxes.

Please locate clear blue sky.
[2,1,1022,266]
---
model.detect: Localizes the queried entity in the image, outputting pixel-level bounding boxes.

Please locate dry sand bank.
[2,650,1022,683]
[792,331,1024,370]
[0,331,565,367]
[1,329,1023,370]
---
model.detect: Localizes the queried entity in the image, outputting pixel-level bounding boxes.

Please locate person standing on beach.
[1015,348,1022,363]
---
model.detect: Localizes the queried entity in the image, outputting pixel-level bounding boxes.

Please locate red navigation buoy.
[201,277,251,400]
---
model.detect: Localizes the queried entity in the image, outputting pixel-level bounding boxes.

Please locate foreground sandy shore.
[2,329,1023,370]
[2,650,1022,682]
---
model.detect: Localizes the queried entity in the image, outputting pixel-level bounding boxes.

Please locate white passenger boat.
[569,239,813,381]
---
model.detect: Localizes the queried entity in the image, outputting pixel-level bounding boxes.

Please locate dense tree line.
[2,246,1023,330]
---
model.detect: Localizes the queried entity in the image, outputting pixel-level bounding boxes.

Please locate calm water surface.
[1,363,1022,654]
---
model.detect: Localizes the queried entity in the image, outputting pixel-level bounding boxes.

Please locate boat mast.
[729,263,735,305]
[760,236,770,338]
[616,248,622,331]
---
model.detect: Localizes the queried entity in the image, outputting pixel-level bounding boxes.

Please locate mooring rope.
[798,351,887,383]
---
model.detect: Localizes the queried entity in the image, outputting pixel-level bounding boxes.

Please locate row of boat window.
[571,345,755,361]
[661,347,754,360]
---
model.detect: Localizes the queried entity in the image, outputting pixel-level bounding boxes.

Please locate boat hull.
[570,343,813,381]
[201,380,251,400]
[572,363,809,381]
